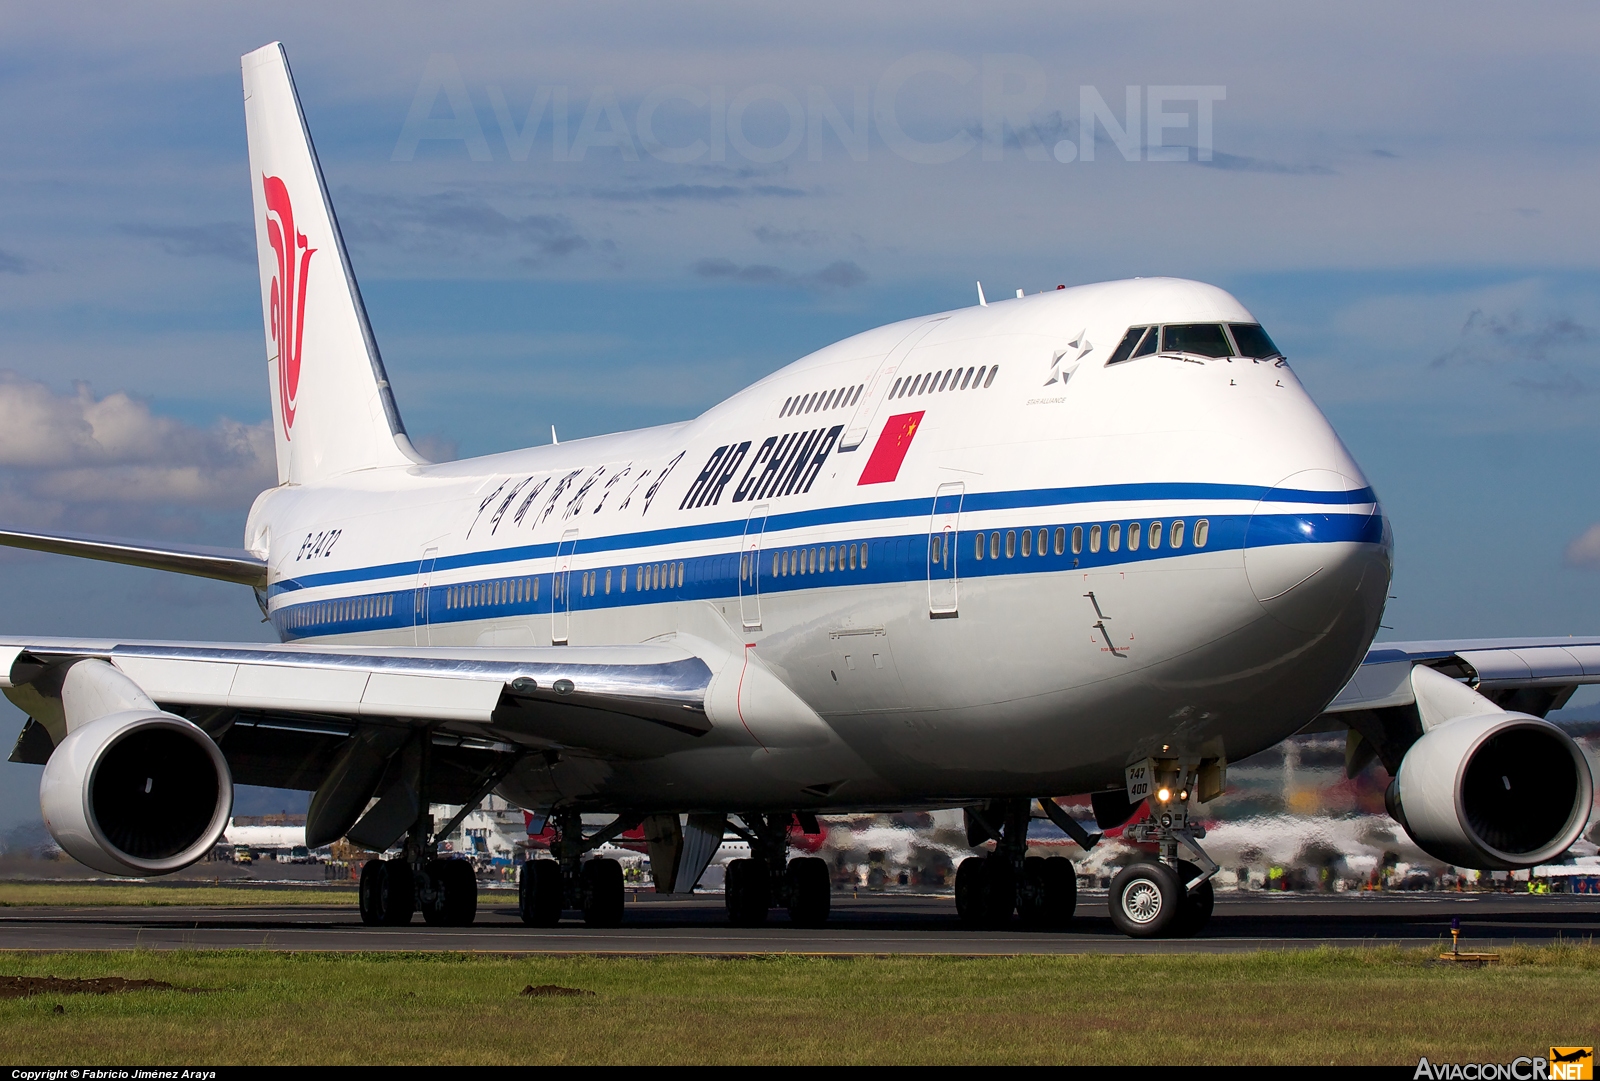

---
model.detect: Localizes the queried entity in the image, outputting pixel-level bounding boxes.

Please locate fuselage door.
[928,482,964,617]
[553,529,578,644]
[740,504,769,631]
[839,317,947,451]
[413,547,438,646]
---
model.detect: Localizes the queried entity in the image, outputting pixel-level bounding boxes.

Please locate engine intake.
[1388,711,1592,870]
[40,710,233,876]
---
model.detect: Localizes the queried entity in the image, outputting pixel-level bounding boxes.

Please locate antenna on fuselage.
[551,425,559,445]
[976,281,987,307]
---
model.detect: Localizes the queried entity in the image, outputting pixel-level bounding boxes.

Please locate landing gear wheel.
[1108,861,1180,938]
[1019,855,1078,929]
[1173,859,1214,938]
[980,853,1015,928]
[358,859,384,925]
[725,857,771,927]
[423,859,478,926]
[955,857,985,929]
[785,857,831,928]
[580,857,625,927]
[519,859,562,927]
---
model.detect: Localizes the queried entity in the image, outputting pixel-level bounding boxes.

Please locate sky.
[3,2,1600,834]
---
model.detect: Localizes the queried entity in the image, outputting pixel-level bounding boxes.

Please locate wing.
[1316,635,1600,775]
[2,636,716,801]
[0,528,267,588]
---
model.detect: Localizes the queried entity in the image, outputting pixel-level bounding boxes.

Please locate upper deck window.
[1228,323,1283,360]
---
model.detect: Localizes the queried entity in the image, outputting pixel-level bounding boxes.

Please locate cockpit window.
[1106,326,1147,365]
[1228,323,1283,359]
[1132,325,1159,358]
[1159,323,1233,358]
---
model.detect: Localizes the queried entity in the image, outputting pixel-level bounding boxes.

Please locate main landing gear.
[517,808,639,928]
[356,731,491,928]
[723,813,831,928]
[954,799,1081,930]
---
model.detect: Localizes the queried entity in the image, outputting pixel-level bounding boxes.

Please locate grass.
[0,945,1596,1065]
[0,883,355,907]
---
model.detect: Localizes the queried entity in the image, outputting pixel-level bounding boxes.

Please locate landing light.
[1156,787,1171,802]
[1179,790,1188,801]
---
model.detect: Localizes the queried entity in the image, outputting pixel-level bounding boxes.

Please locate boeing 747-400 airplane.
[2,43,1592,938]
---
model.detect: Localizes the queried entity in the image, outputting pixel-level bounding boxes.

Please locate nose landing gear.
[1112,771,1219,938]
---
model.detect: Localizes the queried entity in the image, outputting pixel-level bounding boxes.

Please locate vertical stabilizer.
[241,43,423,484]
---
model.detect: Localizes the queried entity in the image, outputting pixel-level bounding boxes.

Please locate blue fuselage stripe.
[272,506,1382,641]
[270,481,1377,597]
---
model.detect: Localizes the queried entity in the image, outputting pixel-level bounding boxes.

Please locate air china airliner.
[1,44,1592,939]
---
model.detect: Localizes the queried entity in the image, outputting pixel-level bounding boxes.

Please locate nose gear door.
[928,482,963,617]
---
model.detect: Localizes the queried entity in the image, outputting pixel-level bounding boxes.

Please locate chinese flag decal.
[858,411,924,485]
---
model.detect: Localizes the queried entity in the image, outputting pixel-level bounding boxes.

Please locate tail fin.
[241,43,423,484]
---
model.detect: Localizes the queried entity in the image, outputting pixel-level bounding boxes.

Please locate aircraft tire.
[581,857,625,927]
[519,859,562,927]
[725,858,770,927]
[1019,855,1077,929]
[955,856,985,929]
[358,859,384,925]
[785,856,831,928]
[422,859,478,927]
[378,858,415,926]
[981,853,1015,928]
[1108,861,1180,938]
[1173,859,1214,938]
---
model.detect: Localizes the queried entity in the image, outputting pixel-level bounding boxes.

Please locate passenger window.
[990,531,1000,560]
[830,546,838,572]
[1072,526,1083,554]
[861,543,869,568]
[1005,530,1016,558]
[850,543,858,569]
[984,366,999,388]
[605,569,611,594]
[533,577,540,600]
[974,365,987,388]
[1128,521,1141,551]
[960,367,974,389]
[931,536,942,564]
[1170,520,1184,548]
[1037,529,1047,556]
[1148,521,1162,549]
[1194,519,1210,547]
[1107,326,1147,365]
[1089,524,1102,553]
[974,534,984,561]
[1021,529,1032,557]
[890,378,903,399]
[1054,527,1065,555]
[1108,523,1121,552]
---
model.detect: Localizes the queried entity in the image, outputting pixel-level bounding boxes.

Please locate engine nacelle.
[40,709,233,876]
[1387,711,1593,870]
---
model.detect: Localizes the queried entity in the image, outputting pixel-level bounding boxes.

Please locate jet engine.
[1386,710,1592,870]
[40,709,233,876]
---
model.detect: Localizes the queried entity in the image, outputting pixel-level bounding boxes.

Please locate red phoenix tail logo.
[262,175,316,438]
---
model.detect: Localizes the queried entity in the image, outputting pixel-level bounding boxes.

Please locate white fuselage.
[246,277,1391,814]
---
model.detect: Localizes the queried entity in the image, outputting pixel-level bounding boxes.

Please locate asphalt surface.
[1,890,1595,954]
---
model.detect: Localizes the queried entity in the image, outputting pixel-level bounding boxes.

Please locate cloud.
[1430,309,1596,392]
[1565,524,1600,569]
[341,192,588,260]
[691,257,867,290]
[1194,151,1337,175]
[0,373,273,522]
[592,183,807,203]
[0,250,32,274]
[120,222,254,264]
[753,225,827,246]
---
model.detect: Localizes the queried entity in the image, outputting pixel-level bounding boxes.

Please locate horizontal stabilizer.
[0,529,266,588]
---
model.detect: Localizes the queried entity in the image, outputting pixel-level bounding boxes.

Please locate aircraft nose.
[1244,469,1391,634]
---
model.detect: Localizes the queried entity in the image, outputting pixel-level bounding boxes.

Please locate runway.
[1,890,1595,954]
